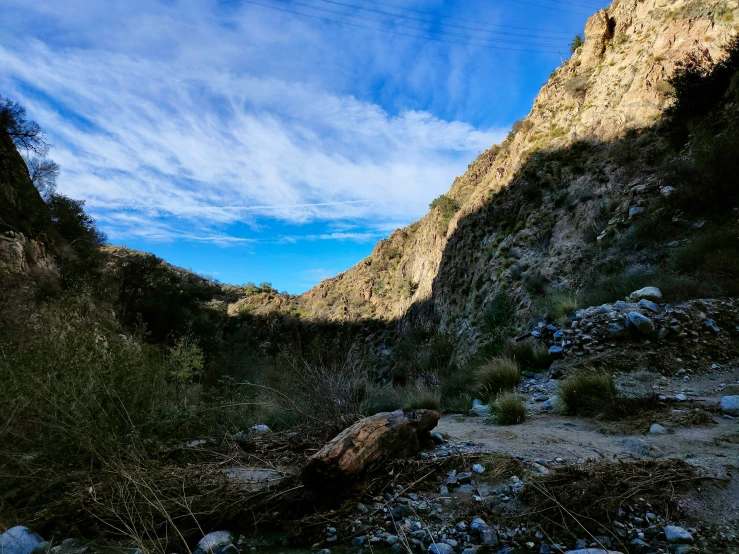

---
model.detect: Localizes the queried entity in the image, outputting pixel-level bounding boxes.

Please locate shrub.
[494,392,527,425]
[441,393,473,414]
[560,370,618,416]
[0,95,48,154]
[475,356,521,400]
[364,385,404,415]
[564,75,590,97]
[672,228,739,295]
[429,194,461,229]
[534,288,578,326]
[665,36,739,145]
[504,340,551,372]
[403,383,441,411]
[569,33,584,53]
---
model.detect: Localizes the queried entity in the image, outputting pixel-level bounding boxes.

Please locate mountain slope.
[272,0,739,334]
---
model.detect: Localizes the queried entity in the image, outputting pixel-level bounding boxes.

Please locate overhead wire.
[351,0,585,35]
[240,0,568,53]
[310,0,579,39]
[283,0,568,46]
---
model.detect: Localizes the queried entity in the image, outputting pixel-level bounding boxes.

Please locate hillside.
[231,0,739,350]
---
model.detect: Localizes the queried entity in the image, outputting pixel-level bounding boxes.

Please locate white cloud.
[0,0,512,245]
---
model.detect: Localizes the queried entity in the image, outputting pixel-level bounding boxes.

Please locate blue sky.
[0,0,606,293]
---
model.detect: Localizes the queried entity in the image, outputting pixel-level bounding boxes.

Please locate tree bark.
[302,409,440,484]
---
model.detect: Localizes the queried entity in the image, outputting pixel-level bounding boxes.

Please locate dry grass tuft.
[475,356,521,400]
[494,392,527,425]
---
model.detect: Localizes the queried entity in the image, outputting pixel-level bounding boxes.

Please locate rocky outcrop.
[227,0,739,363]
[0,231,56,277]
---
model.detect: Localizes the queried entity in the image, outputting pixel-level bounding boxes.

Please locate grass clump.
[504,340,551,372]
[560,370,618,416]
[493,392,527,425]
[403,383,442,411]
[475,356,521,400]
[534,288,578,326]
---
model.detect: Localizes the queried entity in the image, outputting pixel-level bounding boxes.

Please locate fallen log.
[302,409,440,484]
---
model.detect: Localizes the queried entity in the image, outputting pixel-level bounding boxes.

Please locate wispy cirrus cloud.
[0,0,584,290]
[0,0,511,247]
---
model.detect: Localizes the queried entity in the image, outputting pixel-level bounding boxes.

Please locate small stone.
[428,544,455,554]
[351,537,367,546]
[676,393,687,401]
[385,535,398,545]
[660,185,676,197]
[549,345,564,358]
[629,206,645,218]
[472,464,485,474]
[250,424,271,433]
[705,319,721,333]
[720,396,739,416]
[649,423,667,435]
[478,526,498,547]
[469,404,491,416]
[469,517,487,531]
[638,299,659,313]
[356,503,368,513]
[628,312,655,335]
[629,287,662,302]
[430,431,445,444]
[198,532,234,552]
[664,525,693,544]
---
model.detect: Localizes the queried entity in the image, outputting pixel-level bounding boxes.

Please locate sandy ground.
[436,365,739,526]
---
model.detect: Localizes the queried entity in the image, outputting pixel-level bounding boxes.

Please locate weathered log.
[302,409,440,484]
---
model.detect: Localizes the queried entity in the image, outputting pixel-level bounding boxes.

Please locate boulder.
[663,525,693,544]
[0,528,44,554]
[627,312,655,334]
[720,396,739,416]
[629,287,662,301]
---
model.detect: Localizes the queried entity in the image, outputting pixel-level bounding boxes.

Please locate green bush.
[569,33,584,53]
[494,392,527,425]
[504,340,551,372]
[475,356,521,401]
[429,194,461,229]
[559,370,618,416]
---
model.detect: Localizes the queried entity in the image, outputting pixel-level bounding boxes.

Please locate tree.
[23,155,60,200]
[570,34,584,53]
[0,96,48,155]
[47,193,107,287]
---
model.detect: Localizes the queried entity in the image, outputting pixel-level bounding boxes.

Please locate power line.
[241,0,566,53]
[310,0,578,39]
[505,0,593,16]
[285,0,567,46]
[353,0,583,36]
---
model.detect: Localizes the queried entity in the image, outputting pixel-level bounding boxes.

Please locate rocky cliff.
[231,0,738,356]
[0,131,58,279]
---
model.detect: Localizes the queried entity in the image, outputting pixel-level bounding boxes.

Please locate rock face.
[227,0,739,360]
